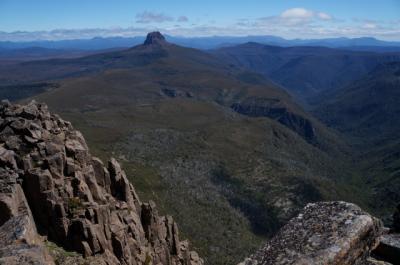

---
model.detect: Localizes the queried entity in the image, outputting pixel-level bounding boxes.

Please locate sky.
[1,0,400,41]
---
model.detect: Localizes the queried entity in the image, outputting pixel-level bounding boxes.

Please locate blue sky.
[1,0,399,41]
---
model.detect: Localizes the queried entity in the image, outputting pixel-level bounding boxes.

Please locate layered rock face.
[0,100,203,265]
[231,97,316,141]
[240,201,383,265]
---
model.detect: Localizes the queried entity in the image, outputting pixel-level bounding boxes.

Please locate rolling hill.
[213,42,400,102]
[0,32,369,264]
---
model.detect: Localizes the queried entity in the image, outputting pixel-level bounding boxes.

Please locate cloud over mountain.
[135,12,189,24]
[280,8,332,21]
[136,11,174,23]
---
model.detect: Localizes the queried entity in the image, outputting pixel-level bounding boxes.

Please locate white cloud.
[135,12,190,24]
[281,8,314,19]
[317,12,332,20]
[362,23,378,29]
[280,8,332,22]
[257,8,334,27]
[136,11,174,24]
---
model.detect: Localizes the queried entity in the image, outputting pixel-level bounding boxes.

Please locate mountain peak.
[144,31,167,45]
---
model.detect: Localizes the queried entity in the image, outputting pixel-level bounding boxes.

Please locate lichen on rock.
[240,201,383,265]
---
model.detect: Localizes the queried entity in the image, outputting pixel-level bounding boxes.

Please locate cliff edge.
[0,100,203,265]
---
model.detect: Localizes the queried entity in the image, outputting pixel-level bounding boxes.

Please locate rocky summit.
[0,100,203,265]
[144,31,167,46]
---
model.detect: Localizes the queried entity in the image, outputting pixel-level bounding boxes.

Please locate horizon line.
[1,32,399,43]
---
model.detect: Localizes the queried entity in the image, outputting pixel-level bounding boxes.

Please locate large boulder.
[240,201,382,265]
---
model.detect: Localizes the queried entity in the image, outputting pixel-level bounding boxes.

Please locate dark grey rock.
[373,233,400,265]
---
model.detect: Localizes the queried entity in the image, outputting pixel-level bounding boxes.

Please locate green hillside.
[315,62,400,221]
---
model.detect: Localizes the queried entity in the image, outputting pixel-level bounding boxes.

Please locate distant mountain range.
[0,46,124,61]
[213,42,400,102]
[1,35,400,51]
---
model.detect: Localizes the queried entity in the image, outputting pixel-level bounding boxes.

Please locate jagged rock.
[0,170,54,265]
[241,201,382,265]
[0,101,203,265]
[21,101,39,120]
[5,135,22,151]
[0,146,17,170]
[92,157,111,193]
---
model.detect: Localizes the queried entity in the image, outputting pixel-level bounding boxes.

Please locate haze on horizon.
[0,0,400,42]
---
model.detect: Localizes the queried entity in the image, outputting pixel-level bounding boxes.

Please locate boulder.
[241,201,382,265]
[0,147,17,170]
[21,101,39,120]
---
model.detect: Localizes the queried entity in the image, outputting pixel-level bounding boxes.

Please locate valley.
[0,32,399,264]
[314,62,400,220]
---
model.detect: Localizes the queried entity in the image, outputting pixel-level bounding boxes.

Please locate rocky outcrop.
[144,31,167,46]
[161,88,193,98]
[231,97,316,141]
[0,100,203,265]
[240,201,383,265]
